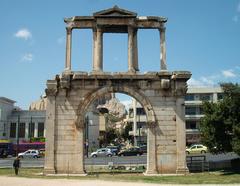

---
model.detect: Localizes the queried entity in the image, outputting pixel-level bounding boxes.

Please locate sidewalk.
[0,176,239,186]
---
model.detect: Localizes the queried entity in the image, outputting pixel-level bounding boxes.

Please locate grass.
[0,168,240,184]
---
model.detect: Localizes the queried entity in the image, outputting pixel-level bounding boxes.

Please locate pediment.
[93,5,137,18]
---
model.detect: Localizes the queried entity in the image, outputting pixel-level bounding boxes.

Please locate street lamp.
[85,116,89,157]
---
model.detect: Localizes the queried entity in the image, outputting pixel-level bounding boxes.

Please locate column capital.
[159,26,166,32]
[96,27,103,33]
[66,27,72,34]
[128,26,134,33]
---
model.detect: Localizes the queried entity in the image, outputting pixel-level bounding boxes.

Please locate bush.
[231,158,240,172]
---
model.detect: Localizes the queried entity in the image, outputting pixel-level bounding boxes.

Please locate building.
[185,87,223,145]
[0,97,46,143]
[0,95,111,150]
[127,87,224,146]
[0,97,16,139]
[127,99,147,146]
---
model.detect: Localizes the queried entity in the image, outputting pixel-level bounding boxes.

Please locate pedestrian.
[13,156,21,175]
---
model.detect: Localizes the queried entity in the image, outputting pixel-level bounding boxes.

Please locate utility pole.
[16,115,20,156]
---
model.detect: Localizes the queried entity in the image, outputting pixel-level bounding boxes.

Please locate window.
[217,93,224,100]
[186,121,197,129]
[199,94,211,101]
[10,123,16,138]
[185,106,197,115]
[185,94,194,101]
[129,108,133,118]
[199,106,204,115]
[28,122,35,138]
[38,122,44,137]
[136,108,146,115]
[19,123,25,138]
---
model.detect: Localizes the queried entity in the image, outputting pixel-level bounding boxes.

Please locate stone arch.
[75,85,156,128]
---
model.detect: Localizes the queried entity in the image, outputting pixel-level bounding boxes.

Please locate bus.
[13,142,45,155]
[0,140,14,158]
[0,140,45,157]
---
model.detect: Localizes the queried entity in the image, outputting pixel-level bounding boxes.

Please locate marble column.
[145,122,158,174]
[128,26,135,72]
[133,29,139,71]
[176,97,189,174]
[74,123,86,174]
[65,27,72,71]
[34,122,38,138]
[92,28,97,71]
[94,27,103,72]
[25,122,29,140]
[159,27,167,70]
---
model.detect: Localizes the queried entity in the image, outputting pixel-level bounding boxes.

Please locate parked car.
[186,144,208,154]
[118,147,143,156]
[39,149,45,157]
[18,149,40,158]
[106,146,119,155]
[90,148,113,158]
[139,145,147,153]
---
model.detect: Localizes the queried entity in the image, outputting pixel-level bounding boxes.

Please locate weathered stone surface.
[44,7,191,176]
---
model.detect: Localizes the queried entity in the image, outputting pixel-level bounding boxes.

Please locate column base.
[144,169,159,175]
[176,167,189,175]
[91,70,104,75]
[63,68,72,75]
[43,168,56,175]
[127,69,137,74]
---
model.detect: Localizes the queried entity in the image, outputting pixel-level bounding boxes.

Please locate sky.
[0,0,240,109]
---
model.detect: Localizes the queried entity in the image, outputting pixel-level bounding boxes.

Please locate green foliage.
[30,137,45,142]
[200,83,240,155]
[121,122,132,141]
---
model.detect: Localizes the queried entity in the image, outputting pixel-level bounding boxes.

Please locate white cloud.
[200,76,215,86]
[222,69,236,78]
[233,15,239,22]
[14,28,32,40]
[187,78,204,87]
[188,75,219,87]
[21,53,33,62]
[120,100,132,111]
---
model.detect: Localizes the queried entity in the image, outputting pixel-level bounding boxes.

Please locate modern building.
[127,99,147,146]
[0,95,111,151]
[0,97,16,139]
[185,87,223,145]
[127,87,224,146]
[0,97,46,143]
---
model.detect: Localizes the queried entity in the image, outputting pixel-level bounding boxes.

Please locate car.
[186,144,208,154]
[90,148,113,158]
[18,149,40,158]
[139,145,147,153]
[106,146,119,155]
[39,149,45,157]
[118,147,143,156]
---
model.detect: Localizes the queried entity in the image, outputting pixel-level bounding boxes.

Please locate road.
[0,153,239,168]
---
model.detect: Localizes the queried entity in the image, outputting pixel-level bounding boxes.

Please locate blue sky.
[0,0,240,109]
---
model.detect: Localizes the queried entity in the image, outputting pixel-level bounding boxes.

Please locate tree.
[200,83,240,155]
[121,122,133,141]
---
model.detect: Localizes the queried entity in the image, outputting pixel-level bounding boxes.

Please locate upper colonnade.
[64,6,167,73]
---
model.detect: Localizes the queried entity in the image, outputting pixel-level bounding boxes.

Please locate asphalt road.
[0,153,239,168]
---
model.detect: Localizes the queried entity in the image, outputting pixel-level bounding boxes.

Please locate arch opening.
[75,86,156,172]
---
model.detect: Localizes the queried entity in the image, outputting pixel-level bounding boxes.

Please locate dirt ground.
[1,176,239,186]
[0,176,159,186]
